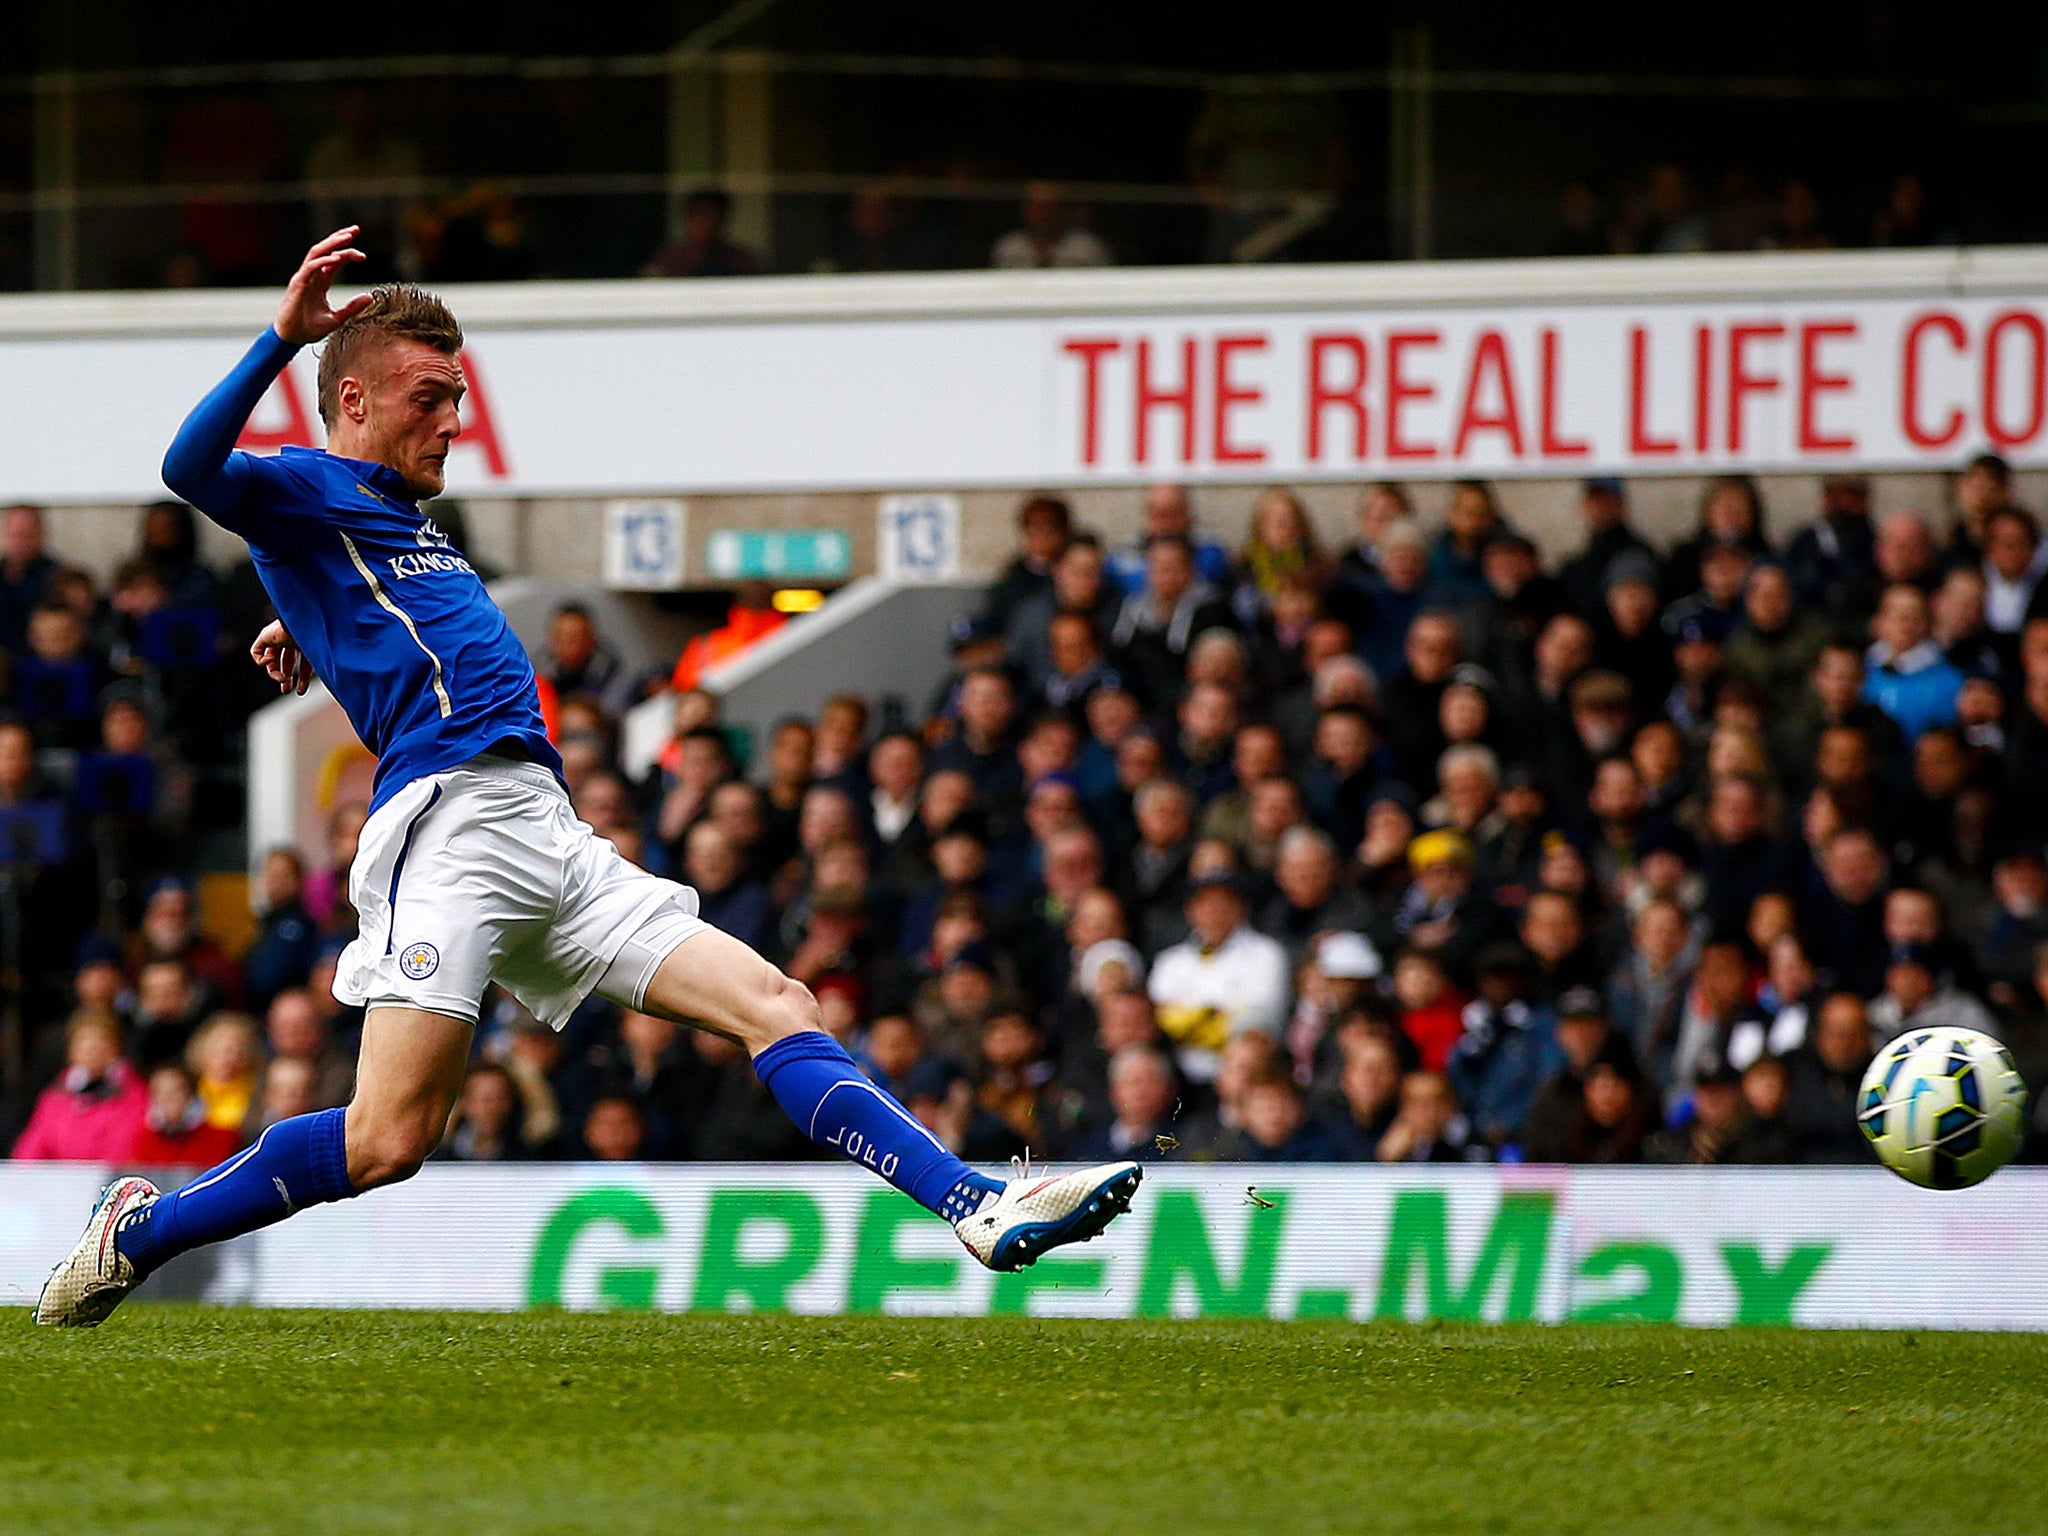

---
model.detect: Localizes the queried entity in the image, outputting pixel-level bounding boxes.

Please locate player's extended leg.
[34,1007,469,1326]
[627,923,1142,1270]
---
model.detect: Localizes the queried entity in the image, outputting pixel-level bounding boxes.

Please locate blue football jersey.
[165,330,560,813]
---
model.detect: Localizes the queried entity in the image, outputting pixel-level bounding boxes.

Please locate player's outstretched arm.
[162,228,370,516]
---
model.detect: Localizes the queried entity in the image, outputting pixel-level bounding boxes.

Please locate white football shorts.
[334,753,706,1028]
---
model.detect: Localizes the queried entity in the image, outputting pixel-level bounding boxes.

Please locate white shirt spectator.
[1867,983,1998,1043]
[1147,923,1289,1082]
[992,226,1112,269]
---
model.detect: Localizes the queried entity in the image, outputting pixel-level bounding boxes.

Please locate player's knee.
[346,1113,441,1190]
[755,969,819,1047]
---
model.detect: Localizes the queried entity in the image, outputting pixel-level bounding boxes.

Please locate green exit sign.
[703,528,852,582]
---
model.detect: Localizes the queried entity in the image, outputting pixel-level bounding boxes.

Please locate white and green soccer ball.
[1858,1026,2028,1189]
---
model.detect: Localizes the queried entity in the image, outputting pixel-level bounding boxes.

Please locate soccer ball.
[1858,1026,2028,1189]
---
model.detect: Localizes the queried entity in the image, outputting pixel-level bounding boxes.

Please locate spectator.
[1984,505,2048,634]
[685,822,775,954]
[1426,482,1507,604]
[128,1063,242,1167]
[1010,534,1123,694]
[1802,826,1893,997]
[136,877,240,1010]
[1663,476,1772,605]
[645,189,762,277]
[1107,485,1233,597]
[1447,949,1565,1150]
[264,989,355,1110]
[1389,830,1494,976]
[1260,826,1370,967]
[438,1063,543,1162]
[1863,584,1963,740]
[1784,991,1878,1163]
[243,847,319,1009]
[11,1012,147,1160]
[670,583,785,692]
[0,503,57,650]
[1389,945,1467,1071]
[1523,985,1627,1160]
[248,1056,319,1130]
[1644,1051,1751,1164]
[1558,1051,1656,1164]
[1350,520,1435,684]
[1073,1044,1181,1161]
[14,601,101,749]
[1375,1070,1483,1163]
[985,496,1074,635]
[545,603,630,718]
[133,959,207,1073]
[1667,938,1766,1099]
[1225,1066,1349,1162]
[1725,561,1828,720]
[136,501,222,611]
[974,1006,1057,1147]
[1866,943,1997,1040]
[1558,478,1657,620]
[185,1011,260,1136]
[1786,476,1877,619]
[582,1095,648,1161]
[1605,898,1694,1069]
[1330,1031,1403,1158]
[1146,871,1290,1083]
[1110,535,1234,706]
[991,183,1112,268]
[1236,490,1332,616]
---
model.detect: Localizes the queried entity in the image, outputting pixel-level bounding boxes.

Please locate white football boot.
[954,1158,1143,1272]
[34,1175,159,1327]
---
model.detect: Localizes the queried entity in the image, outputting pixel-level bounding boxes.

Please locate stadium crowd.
[7,457,2048,1172]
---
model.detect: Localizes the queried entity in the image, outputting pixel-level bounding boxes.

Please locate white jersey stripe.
[340,531,454,718]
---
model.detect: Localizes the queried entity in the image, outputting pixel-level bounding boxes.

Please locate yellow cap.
[1408,829,1474,873]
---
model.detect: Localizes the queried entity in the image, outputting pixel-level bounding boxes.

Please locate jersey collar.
[282,446,419,509]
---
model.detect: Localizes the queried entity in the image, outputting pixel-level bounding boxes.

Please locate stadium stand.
[8,464,2048,1170]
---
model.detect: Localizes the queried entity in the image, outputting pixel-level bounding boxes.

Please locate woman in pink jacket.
[11,1012,147,1161]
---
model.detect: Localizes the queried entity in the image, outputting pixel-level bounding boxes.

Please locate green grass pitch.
[4,1308,2045,1535]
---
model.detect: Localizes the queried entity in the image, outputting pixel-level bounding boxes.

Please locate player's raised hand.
[251,619,313,695]
[274,227,373,346]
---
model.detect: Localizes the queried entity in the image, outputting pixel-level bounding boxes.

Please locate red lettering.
[1451,330,1525,457]
[1135,336,1198,465]
[1796,321,1858,453]
[1062,337,1122,466]
[455,349,509,478]
[1901,312,1967,450]
[1385,330,1440,461]
[1983,310,2048,450]
[1627,327,1679,457]
[1306,334,1368,462]
[1693,324,1714,453]
[1538,328,1589,458]
[1725,323,1786,454]
[1211,334,1267,464]
[237,364,318,452]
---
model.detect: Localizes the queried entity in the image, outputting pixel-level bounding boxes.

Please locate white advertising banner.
[2,266,2046,503]
[3,1163,2044,1329]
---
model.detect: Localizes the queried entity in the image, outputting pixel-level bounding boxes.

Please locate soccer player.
[35,229,1140,1326]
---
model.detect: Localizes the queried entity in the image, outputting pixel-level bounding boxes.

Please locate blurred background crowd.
[9,452,2048,1171]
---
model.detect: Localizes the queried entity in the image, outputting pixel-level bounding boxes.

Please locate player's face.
[354,338,465,498]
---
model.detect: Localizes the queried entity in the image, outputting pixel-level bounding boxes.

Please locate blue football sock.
[115,1106,357,1278]
[754,1032,999,1221]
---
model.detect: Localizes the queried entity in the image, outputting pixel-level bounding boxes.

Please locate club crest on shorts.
[399,942,440,980]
